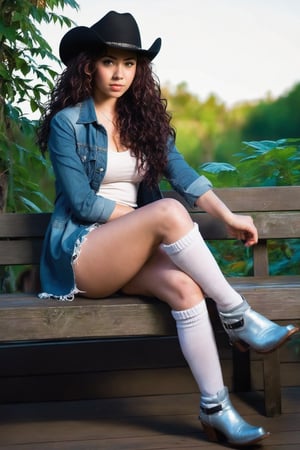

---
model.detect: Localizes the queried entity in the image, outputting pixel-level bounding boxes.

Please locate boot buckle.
[223,318,244,330]
[200,404,223,415]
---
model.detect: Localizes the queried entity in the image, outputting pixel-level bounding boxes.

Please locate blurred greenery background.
[0,0,299,293]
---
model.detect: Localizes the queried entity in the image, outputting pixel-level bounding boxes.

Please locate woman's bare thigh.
[122,248,205,310]
[74,199,193,298]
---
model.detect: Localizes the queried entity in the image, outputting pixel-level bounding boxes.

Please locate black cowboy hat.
[59,10,161,65]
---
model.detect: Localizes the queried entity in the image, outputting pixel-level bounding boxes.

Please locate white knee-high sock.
[172,301,224,397]
[162,223,242,311]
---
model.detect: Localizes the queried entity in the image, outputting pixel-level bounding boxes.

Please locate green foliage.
[1,4,299,282]
[199,138,300,187]
[0,0,79,212]
[206,240,254,277]
[242,84,300,141]
[198,138,300,278]
[165,81,300,170]
[199,161,239,187]
[164,84,230,166]
[209,237,300,279]
[3,104,54,212]
[0,0,78,111]
[235,139,300,186]
[268,239,300,276]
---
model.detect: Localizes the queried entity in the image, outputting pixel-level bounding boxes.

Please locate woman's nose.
[112,65,124,79]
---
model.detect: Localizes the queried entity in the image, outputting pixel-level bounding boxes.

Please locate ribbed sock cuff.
[171,300,207,324]
[162,222,199,255]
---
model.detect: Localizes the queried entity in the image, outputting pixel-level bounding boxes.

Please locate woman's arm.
[195,190,258,247]
[49,113,117,223]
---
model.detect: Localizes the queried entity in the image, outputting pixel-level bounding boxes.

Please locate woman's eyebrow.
[103,54,136,61]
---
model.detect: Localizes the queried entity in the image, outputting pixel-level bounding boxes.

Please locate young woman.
[38,11,298,447]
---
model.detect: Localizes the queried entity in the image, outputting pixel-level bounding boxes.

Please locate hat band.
[105,41,141,51]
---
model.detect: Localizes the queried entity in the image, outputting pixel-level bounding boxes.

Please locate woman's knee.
[165,270,205,310]
[150,198,192,236]
[155,197,189,218]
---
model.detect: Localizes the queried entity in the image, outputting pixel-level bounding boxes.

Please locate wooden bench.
[0,186,299,416]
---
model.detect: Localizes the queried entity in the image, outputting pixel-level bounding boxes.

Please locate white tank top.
[97,150,144,208]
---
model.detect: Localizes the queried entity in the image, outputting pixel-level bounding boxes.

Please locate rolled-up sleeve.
[164,141,212,207]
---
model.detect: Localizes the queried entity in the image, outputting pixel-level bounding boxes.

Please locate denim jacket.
[39,97,212,299]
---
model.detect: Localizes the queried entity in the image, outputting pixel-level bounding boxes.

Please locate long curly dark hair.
[37,50,176,186]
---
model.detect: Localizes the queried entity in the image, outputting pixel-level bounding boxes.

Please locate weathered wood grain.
[0,186,299,417]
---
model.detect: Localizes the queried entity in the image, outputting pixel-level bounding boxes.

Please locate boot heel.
[200,421,222,442]
[234,339,249,352]
[199,387,269,446]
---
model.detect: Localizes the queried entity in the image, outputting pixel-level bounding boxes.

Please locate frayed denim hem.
[72,223,99,264]
[38,223,100,302]
[38,288,81,302]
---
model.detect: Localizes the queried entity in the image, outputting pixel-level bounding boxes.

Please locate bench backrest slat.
[193,211,300,240]
[0,241,43,265]
[212,186,300,211]
[0,186,299,267]
[0,213,50,238]
[164,186,300,212]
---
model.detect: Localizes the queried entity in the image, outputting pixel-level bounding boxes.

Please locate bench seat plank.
[0,295,176,342]
[1,186,300,416]
[0,274,299,342]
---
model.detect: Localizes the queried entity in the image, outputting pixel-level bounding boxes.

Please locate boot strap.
[223,318,244,330]
[200,404,222,415]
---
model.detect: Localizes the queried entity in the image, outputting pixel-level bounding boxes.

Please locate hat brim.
[59,26,161,65]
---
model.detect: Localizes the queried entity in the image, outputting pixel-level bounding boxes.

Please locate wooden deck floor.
[0,387,299,449]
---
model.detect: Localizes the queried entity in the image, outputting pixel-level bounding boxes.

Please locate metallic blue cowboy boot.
[218,298,299,353]
[199,387,269,446]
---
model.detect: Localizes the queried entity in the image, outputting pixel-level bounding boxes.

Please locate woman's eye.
[101,59,113,66]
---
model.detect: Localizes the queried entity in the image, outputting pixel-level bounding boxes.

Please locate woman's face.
[93,47,137,100]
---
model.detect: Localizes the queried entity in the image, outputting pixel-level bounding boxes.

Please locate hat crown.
[91,11,142,50]
[59,10,161,65]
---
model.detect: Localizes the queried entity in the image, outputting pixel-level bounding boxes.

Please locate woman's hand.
[225,213,258,247]
[195,190,258,247]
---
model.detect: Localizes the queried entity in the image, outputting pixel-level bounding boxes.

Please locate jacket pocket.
[77,145,98,180]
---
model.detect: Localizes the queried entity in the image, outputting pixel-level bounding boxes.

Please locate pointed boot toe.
[199,387,270,446]
[219,299,299,353]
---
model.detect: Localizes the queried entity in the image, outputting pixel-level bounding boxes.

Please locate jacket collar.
[77,97,98,124]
